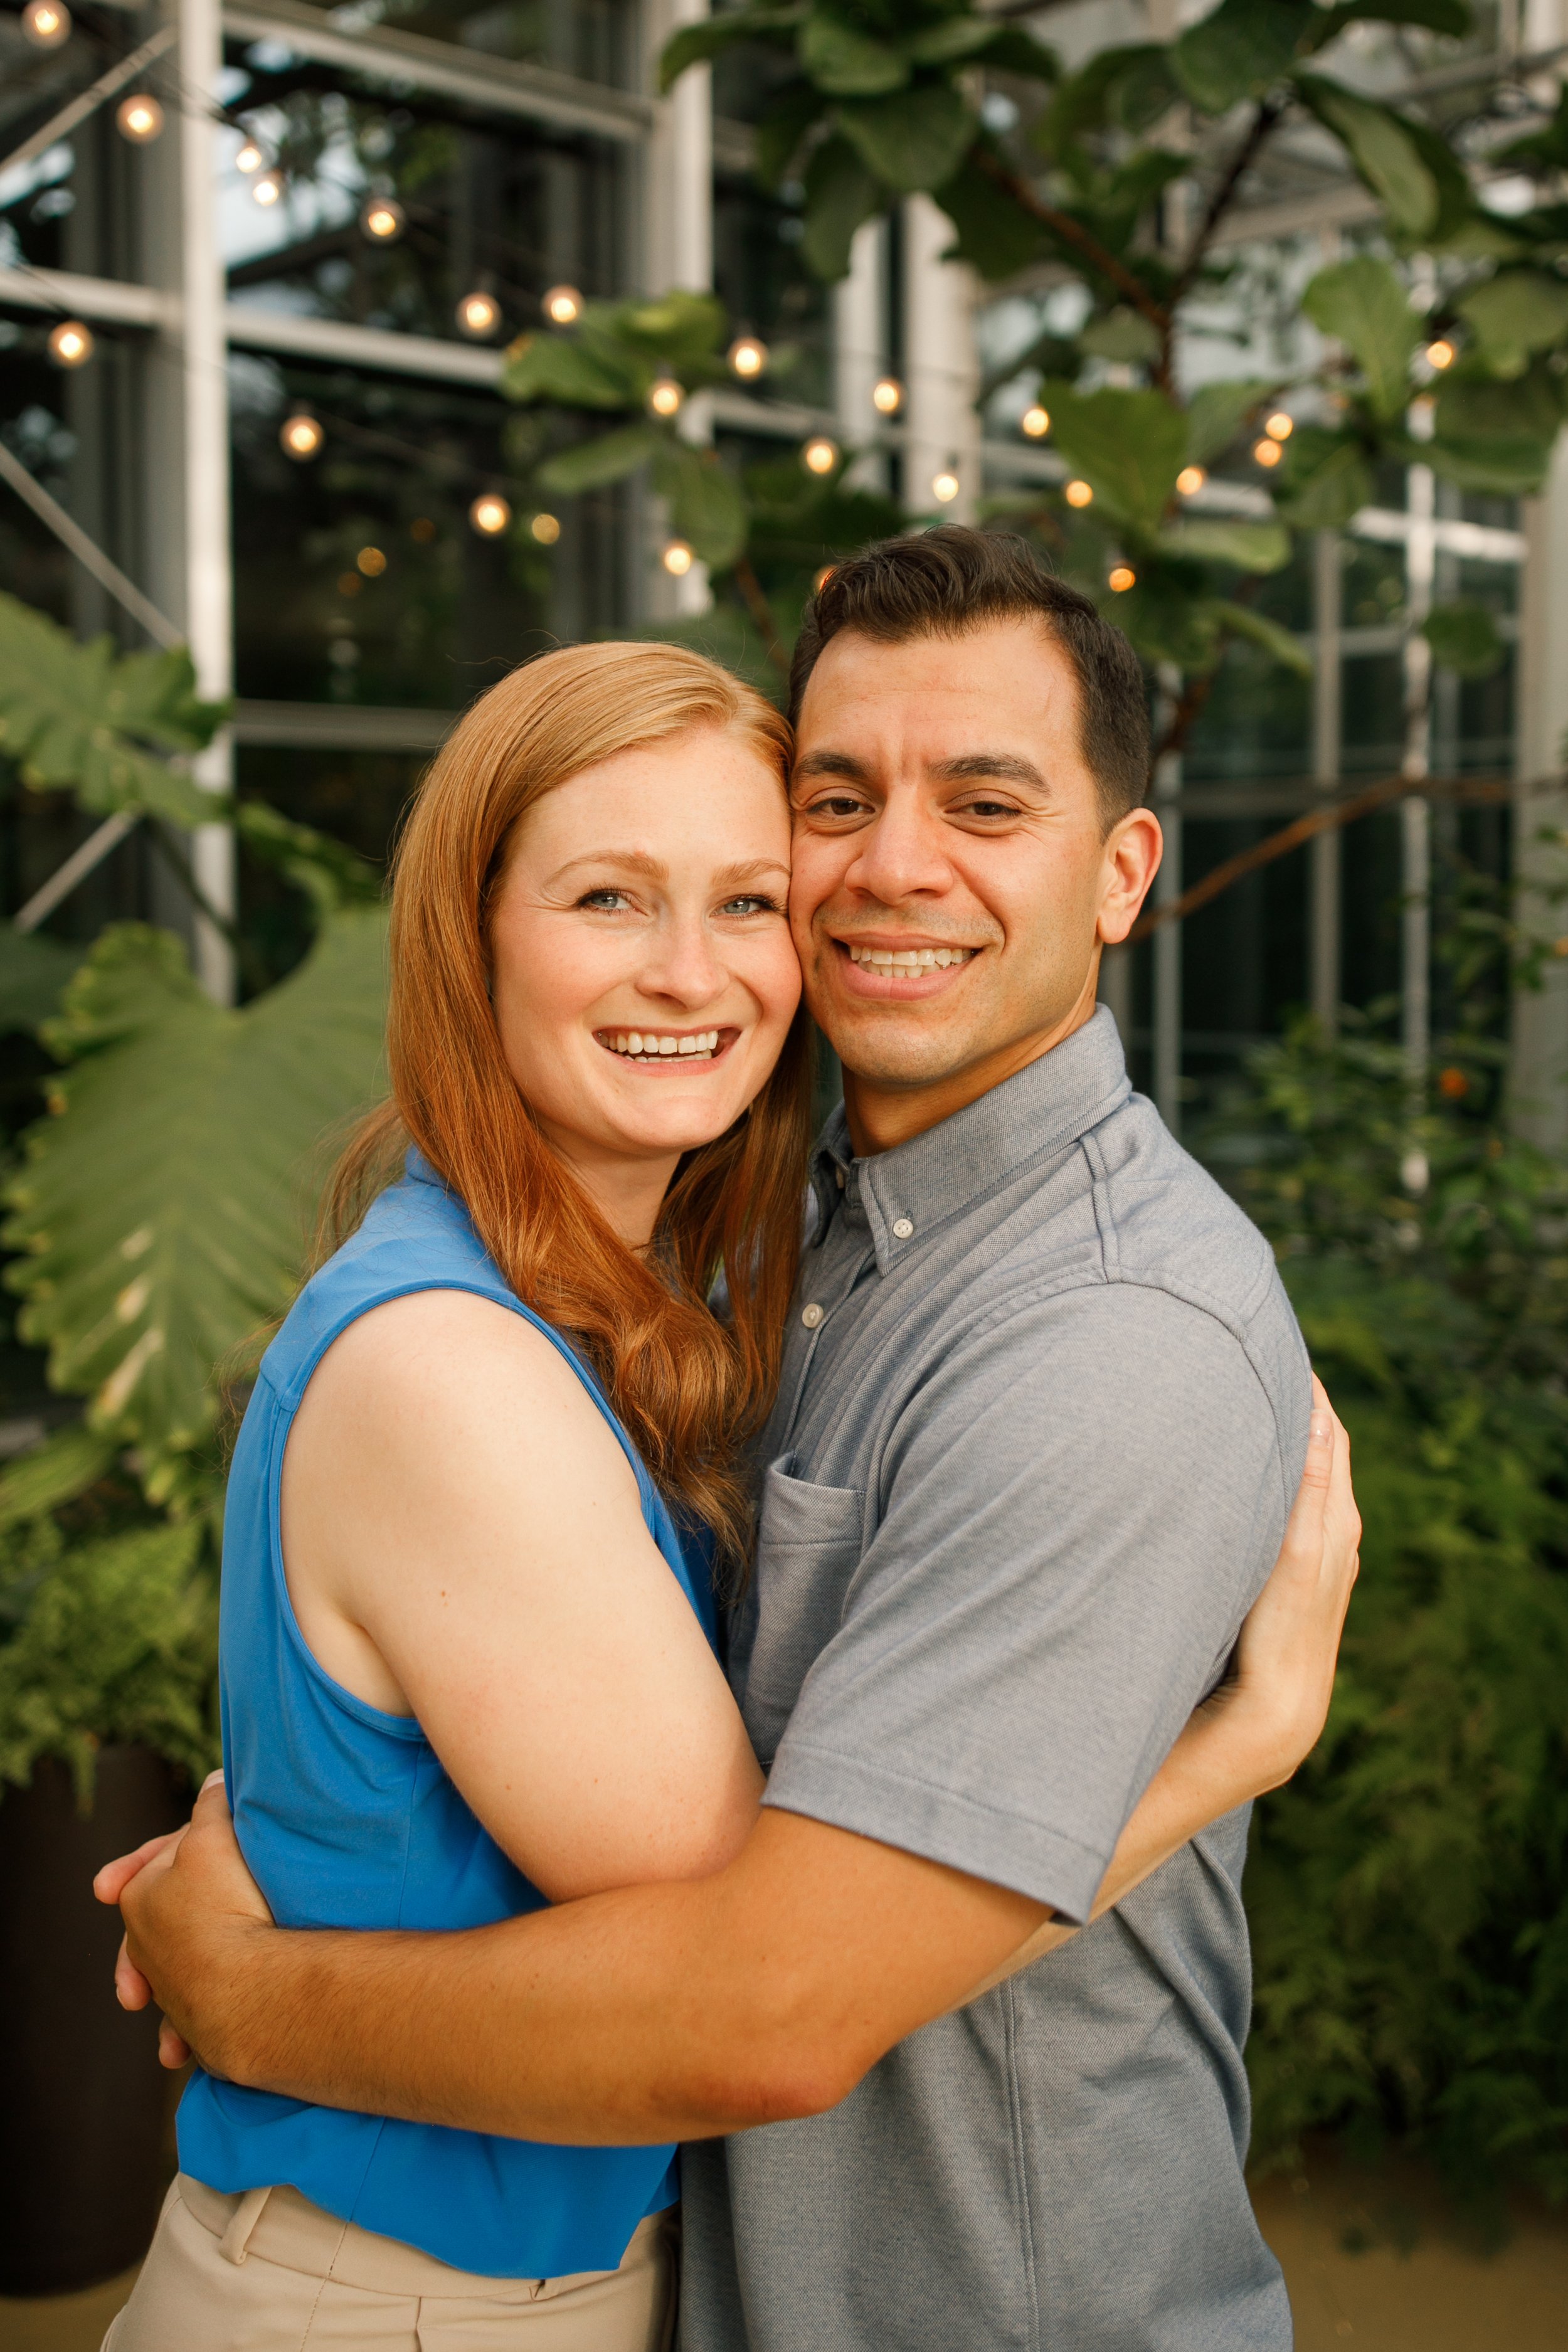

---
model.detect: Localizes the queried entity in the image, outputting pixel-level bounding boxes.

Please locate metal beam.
[0,262,173,328]
[231,699,454,750]
[0,24,177,181]
[223,300,506,384]
[0,438,181,647]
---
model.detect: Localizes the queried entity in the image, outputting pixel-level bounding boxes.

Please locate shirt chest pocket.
[736,1455,864,1769]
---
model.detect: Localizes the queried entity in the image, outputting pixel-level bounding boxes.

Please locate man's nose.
[844,801,954,904]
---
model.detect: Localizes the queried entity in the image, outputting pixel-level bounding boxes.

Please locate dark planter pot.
[0,1744,188,2296]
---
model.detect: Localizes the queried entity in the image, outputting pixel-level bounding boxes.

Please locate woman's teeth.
[845,945,974,970]
[604,1030,721,1059]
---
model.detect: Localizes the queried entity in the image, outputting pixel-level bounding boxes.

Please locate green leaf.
[753,77,828,188]
[1301,254,1422,420]
[1160,517,1292,571]
[1495,82,1568,175]
[1424,432,1552,494]
[970,26,1060,83]
[1173,0,1312,114]
[499,331,638,410]
[901,15,999,67]
[651,444,750,570]
[1434,358,1568,443]
[1216,600,1313,676]
[1421,600,1506,679]
[233,800,382,917]
[0,926,83,1036]
[1274,426,1375,529]
[658,6,804,92]
[610,291,728,366]
[1456,270,1568,373]
[4,910,388,1473]
[1186,378,1280,463]
[1039,381,1188,538]
[1295,79,1440,241]
[1112,572,1229,669]
[1078,307,1164,366]
[538,421,663,495]
[801,132,888,280]
[1039,45,1173,152]
[0,1423,117,1532]
[1396,114,1480,249]
[800,6,908,94]
[935,144,1048,282]
[836,81,977,194]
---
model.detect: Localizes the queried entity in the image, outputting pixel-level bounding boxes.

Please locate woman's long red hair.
[326,642,812,1566]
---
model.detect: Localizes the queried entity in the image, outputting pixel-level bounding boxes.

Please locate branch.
[973,149,1171,341]
[729,555,790,682]
[1150,669,1220,772]
[1168,100,1283,305]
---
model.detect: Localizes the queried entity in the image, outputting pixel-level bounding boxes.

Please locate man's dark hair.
[789,526,1149,829]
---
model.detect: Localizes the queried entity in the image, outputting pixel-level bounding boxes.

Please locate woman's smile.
[595,1025,736,1063]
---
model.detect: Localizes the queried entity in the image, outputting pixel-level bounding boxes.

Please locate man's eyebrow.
[792,750,873,781]
[928,752,1048,790]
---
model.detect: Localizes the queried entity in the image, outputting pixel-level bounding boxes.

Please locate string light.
[115,94,163,143]
[1426,338,1455,369]
[1108,565,1136,593]
[455,290,501,339]
[530,512,561,544]
[931,468,960,504]
[1176,465,1206,496]
[543,284,582,326]
[1253,438,1283,469]
[21,0,71,47]
[411,517,437,543]
[1064,479,1093,508]
[1021,405,1050,438]
[469,494,511,536]
[360,196,405,243]
[662,539,694,576]
[802,435,839,476]
[1264,411,1294,441]
[235,136,266,174]
[356,545,388,576]
[871,376,903,416]
[47,320,92,367]
[252,171,283,207]
[279,410,324,460]
[647,373,684,418]
[727,333,768,380]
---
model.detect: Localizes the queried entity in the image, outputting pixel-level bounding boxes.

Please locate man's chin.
[815,1005,985,1093]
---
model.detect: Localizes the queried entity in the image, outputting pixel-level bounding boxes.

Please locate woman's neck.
[535,1124,681,1253]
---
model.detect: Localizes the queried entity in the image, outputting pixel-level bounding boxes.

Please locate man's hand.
[93,1771,274,2073]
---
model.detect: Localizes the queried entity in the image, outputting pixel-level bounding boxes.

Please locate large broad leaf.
[500,332,639,410]
[799,6,907,94]
[4,910,388,1472]
[0,1424,117,1531]
[936,144,1048,282]
[1274,425,1375,528]
[1039,382,1188,538]
[755,76,827,187]
[836,82,976,194]
[1185,378,1280,463]
[538,422,663,495]
[0,595,222,829]
[1216,601,1313,677]
[1435,359,1568,443]
[0,926,83,1035]
[901,15,1000,68]
[1457,270,1568,373]
[651,444,750,570]
[1425,432,1552,494]
[1173,0,1313,115]
[1112,567,1229,669]
[1040,44,1175,151]
[1160,517,1291,571]
[802,133,887,280]
[659,5,803,90]
[1397,114,1480,249]
[607,292,728,368]
[1301,255,1421,420]
[1079,307,1164,366]
[969,25,1060,82]
[1422,600,1505,679]
[1295,80,1440,241]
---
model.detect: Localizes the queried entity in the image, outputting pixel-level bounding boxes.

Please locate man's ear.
[1097,808,1162,946]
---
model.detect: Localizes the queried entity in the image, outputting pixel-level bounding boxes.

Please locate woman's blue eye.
[578,889,631,911]
[721,895,778,916]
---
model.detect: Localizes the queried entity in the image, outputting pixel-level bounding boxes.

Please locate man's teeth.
[605,1029,722,1058]
[845,945,974,970]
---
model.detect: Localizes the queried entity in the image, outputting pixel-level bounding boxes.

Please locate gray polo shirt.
[679,1007,1310,2352]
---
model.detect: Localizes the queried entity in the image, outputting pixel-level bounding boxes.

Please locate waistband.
[176,2173,672,2301]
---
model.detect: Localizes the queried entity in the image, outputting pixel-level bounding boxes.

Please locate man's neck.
[842,978,1101,1158]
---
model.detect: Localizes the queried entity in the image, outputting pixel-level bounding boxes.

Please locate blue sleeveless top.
[177,1152,717,2277]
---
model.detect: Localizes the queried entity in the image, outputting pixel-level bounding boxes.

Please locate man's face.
[789,617,1162,1147]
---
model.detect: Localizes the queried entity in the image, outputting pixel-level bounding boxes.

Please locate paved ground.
[8,2149,1565,2349]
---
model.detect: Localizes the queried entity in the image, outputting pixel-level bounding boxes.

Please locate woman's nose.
[640,916,726,1007]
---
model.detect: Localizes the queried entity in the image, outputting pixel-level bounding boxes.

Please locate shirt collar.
[810,1004,1131,1274]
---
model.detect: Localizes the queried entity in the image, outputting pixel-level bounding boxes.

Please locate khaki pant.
[102,2173,677,2351]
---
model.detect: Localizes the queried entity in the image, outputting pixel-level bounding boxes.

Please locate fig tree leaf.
[538,422,663,495]
[1216,600,1314,676]
[659,6,804,92]
[500,332,638,410]
[836,81,977,194]
[652,444,750,569]
[1302,253,1422,420]
[1173,0,1313,115]
[1186,378,1279,462]
[1274,426,1375,528]
[1079,307,1165,366]
[799,8,908,95]
[935,146,1047,282]
[1424,432,1553,494]
[1295,78,1439,241]
[1457,270,1568,370]
[1421,600,1506,679]
[1039,381,1187,537]
[801,132,887,280]
[1160,517,1292,571]
[753,77,826,188]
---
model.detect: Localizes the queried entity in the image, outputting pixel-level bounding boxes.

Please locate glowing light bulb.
[1264,411,1294,442]
[931,469,960,504]
[727,333,767,380]
[662,539,694,576]
[1426,338,1454,369]
[469,494,512,537]
[252,171,283,207]
[647,373,684,419]
[1176,465,1206,496]
[871,376,903,416]
[530,512,561,544]
[360,196,405,243]
[47,319,92,367]
[802,435,839,477]
[543,284,582,326]
[455,290,501,339]
[1020,405,1050,439]
[356,545,387,576]
[1253,437,1283,469]
[115,94,163,143]
[235,137,266,175]
[1064,478,1093,509]
[22,0,71,48]
[1108,565,1136,593]
[279,410,324,460]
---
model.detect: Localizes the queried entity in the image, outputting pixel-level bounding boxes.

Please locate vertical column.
[902,194,978,521]
[835,220,889,487]
[1512,431,1568,1145]
[642,0,713,619]
[1310,530,1342,1033]
[1402,458,1435,1071]
[179,0,235,1004]
[1153,665,1183,1132]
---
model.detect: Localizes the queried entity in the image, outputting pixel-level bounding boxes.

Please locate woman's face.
[489,725,800,1189]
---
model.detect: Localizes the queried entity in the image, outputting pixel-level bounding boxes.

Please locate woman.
[103,641,1357,2349]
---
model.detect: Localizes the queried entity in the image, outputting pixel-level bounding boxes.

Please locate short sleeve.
[761,1282,1296,1920]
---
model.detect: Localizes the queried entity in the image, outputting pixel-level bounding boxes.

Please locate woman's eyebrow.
[714,858,790,888]
[549,849,669,881]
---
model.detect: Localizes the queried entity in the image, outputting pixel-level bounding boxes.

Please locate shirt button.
[891,1217,914,1240]
[802,1303,824,1330]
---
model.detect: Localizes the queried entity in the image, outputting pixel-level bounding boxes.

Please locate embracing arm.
[105,1384,1357,2140]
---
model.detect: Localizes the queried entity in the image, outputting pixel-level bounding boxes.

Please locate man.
[112,530,1315,2349]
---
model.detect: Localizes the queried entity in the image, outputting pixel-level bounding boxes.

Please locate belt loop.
[218,2185,273,2265]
